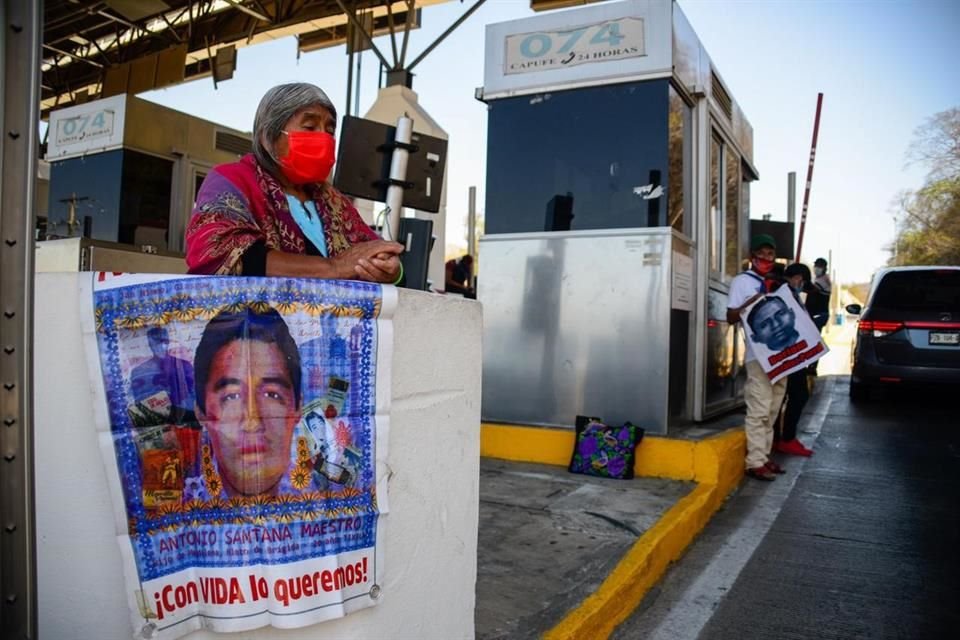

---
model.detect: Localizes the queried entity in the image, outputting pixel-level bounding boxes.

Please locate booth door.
[168,159,211,253]
[704,285,739,411]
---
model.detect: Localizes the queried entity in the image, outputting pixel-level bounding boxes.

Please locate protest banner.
[80,273,395,639]
[741,285,828,384]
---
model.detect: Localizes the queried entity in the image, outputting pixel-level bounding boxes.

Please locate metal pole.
[794,93,824,262]
[354,50,361,117]
[467,186,477,259]
[0,1,41,637]
[787,171,796,223]
[385,115,413,242]
[345,43,354,118]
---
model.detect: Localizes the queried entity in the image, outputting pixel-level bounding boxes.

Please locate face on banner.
[741,286,828,383]
[193,308,303,497]
[747,296,798,352]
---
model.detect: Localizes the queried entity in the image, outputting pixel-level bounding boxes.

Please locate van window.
[871,270,960,312]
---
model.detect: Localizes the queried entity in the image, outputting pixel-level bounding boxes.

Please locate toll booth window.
[668,86,692,235]
[485,79,670,234]
[725,150,740,278]
[47,150,124,240]
[119,150,173,250]
[709,136,722,273]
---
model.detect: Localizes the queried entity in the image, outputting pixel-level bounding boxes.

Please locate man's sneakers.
[776,439,813,457]
[747,460,787,481]
[746,466,777,481]
[765,460,786,474]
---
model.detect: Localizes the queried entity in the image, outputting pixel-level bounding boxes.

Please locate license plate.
[929,332,960,345]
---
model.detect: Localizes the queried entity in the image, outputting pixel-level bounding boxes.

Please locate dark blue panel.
[118,150,173,248]
[485,79,670,234]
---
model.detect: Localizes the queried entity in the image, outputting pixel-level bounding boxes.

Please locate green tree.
[892,108,960,266]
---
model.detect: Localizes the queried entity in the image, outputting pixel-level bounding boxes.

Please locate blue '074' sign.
[55,107,115,146]
[504,17,646,75]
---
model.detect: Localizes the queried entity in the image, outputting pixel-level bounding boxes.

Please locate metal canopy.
[42,0,448,116]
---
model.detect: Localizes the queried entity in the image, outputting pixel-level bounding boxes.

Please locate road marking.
[635,378,835,640]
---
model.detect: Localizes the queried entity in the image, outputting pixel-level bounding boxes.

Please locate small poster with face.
[741,286,829,383]
[82,273,396,640]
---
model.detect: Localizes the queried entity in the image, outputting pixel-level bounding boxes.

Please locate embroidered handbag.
[568,415,644,480]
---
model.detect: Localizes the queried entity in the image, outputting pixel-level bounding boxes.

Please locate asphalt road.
[615,375,960,640]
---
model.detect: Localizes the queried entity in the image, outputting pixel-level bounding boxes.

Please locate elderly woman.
[185,83,403,281]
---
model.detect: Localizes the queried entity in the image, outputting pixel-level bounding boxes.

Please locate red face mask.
[752,257,775,276]
[279,130,336,185]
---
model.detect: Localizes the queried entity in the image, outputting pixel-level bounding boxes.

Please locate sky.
[137,0,960,284]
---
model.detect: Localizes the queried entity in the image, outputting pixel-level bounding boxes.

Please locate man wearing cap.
[805,257,832,332]
[726,234,788,481]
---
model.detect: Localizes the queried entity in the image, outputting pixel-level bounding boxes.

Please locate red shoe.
[765,460,786,474]
[776,439,813,457]
[746,466,776,481]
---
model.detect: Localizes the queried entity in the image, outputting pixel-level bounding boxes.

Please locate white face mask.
[815,267,825,277]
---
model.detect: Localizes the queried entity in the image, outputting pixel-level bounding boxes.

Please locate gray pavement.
[615,374,960,639]
[475,458,695,639]
[612,375,834,640]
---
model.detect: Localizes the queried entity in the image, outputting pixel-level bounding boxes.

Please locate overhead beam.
[43,43,104,68]
[41,1,452,113]
[333,0,392,70]
[222,0,271,23]
[408,0,486,71]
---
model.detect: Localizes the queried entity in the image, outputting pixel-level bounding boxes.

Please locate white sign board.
[46,94,127,161]
[671,252,693,311]
[504,17,645,75]
[483,0,672,100]
[741,287,829,383]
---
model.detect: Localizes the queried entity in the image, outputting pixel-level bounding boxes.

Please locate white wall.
[34,273,482,639]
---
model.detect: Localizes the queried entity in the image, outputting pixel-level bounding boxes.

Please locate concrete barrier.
[34,273,482,640]
[481,422,745,639]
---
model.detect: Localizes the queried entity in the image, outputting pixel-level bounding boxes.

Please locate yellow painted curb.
[479,423,745,640]
[480,423,699,481]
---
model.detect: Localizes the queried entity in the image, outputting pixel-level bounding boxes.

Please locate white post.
[385,115,413,242]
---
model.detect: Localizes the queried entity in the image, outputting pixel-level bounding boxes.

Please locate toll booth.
[477,0,758,432]
[44,94,251,253]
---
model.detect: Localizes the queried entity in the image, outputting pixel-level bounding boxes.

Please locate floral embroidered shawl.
[185,154,379,275]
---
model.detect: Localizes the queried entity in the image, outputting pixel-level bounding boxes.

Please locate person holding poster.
[185,82,404,283]
[727,234,788,481]
[738,282,828,476]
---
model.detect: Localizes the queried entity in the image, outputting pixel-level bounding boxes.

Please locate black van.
[846,266,960,401]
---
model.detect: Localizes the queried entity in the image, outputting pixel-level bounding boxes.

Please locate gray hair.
[252,82,337,179]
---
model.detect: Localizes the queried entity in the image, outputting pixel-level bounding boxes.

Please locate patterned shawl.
[185,154,379,275]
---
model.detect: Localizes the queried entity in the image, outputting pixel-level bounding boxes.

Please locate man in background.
[726,234,788,481]
[445,254,476,299]
[775,263,815,457]
[805,257,832,332]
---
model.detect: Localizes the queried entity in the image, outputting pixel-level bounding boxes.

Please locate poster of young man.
[80,273,396,639]
[740,286,828,384]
